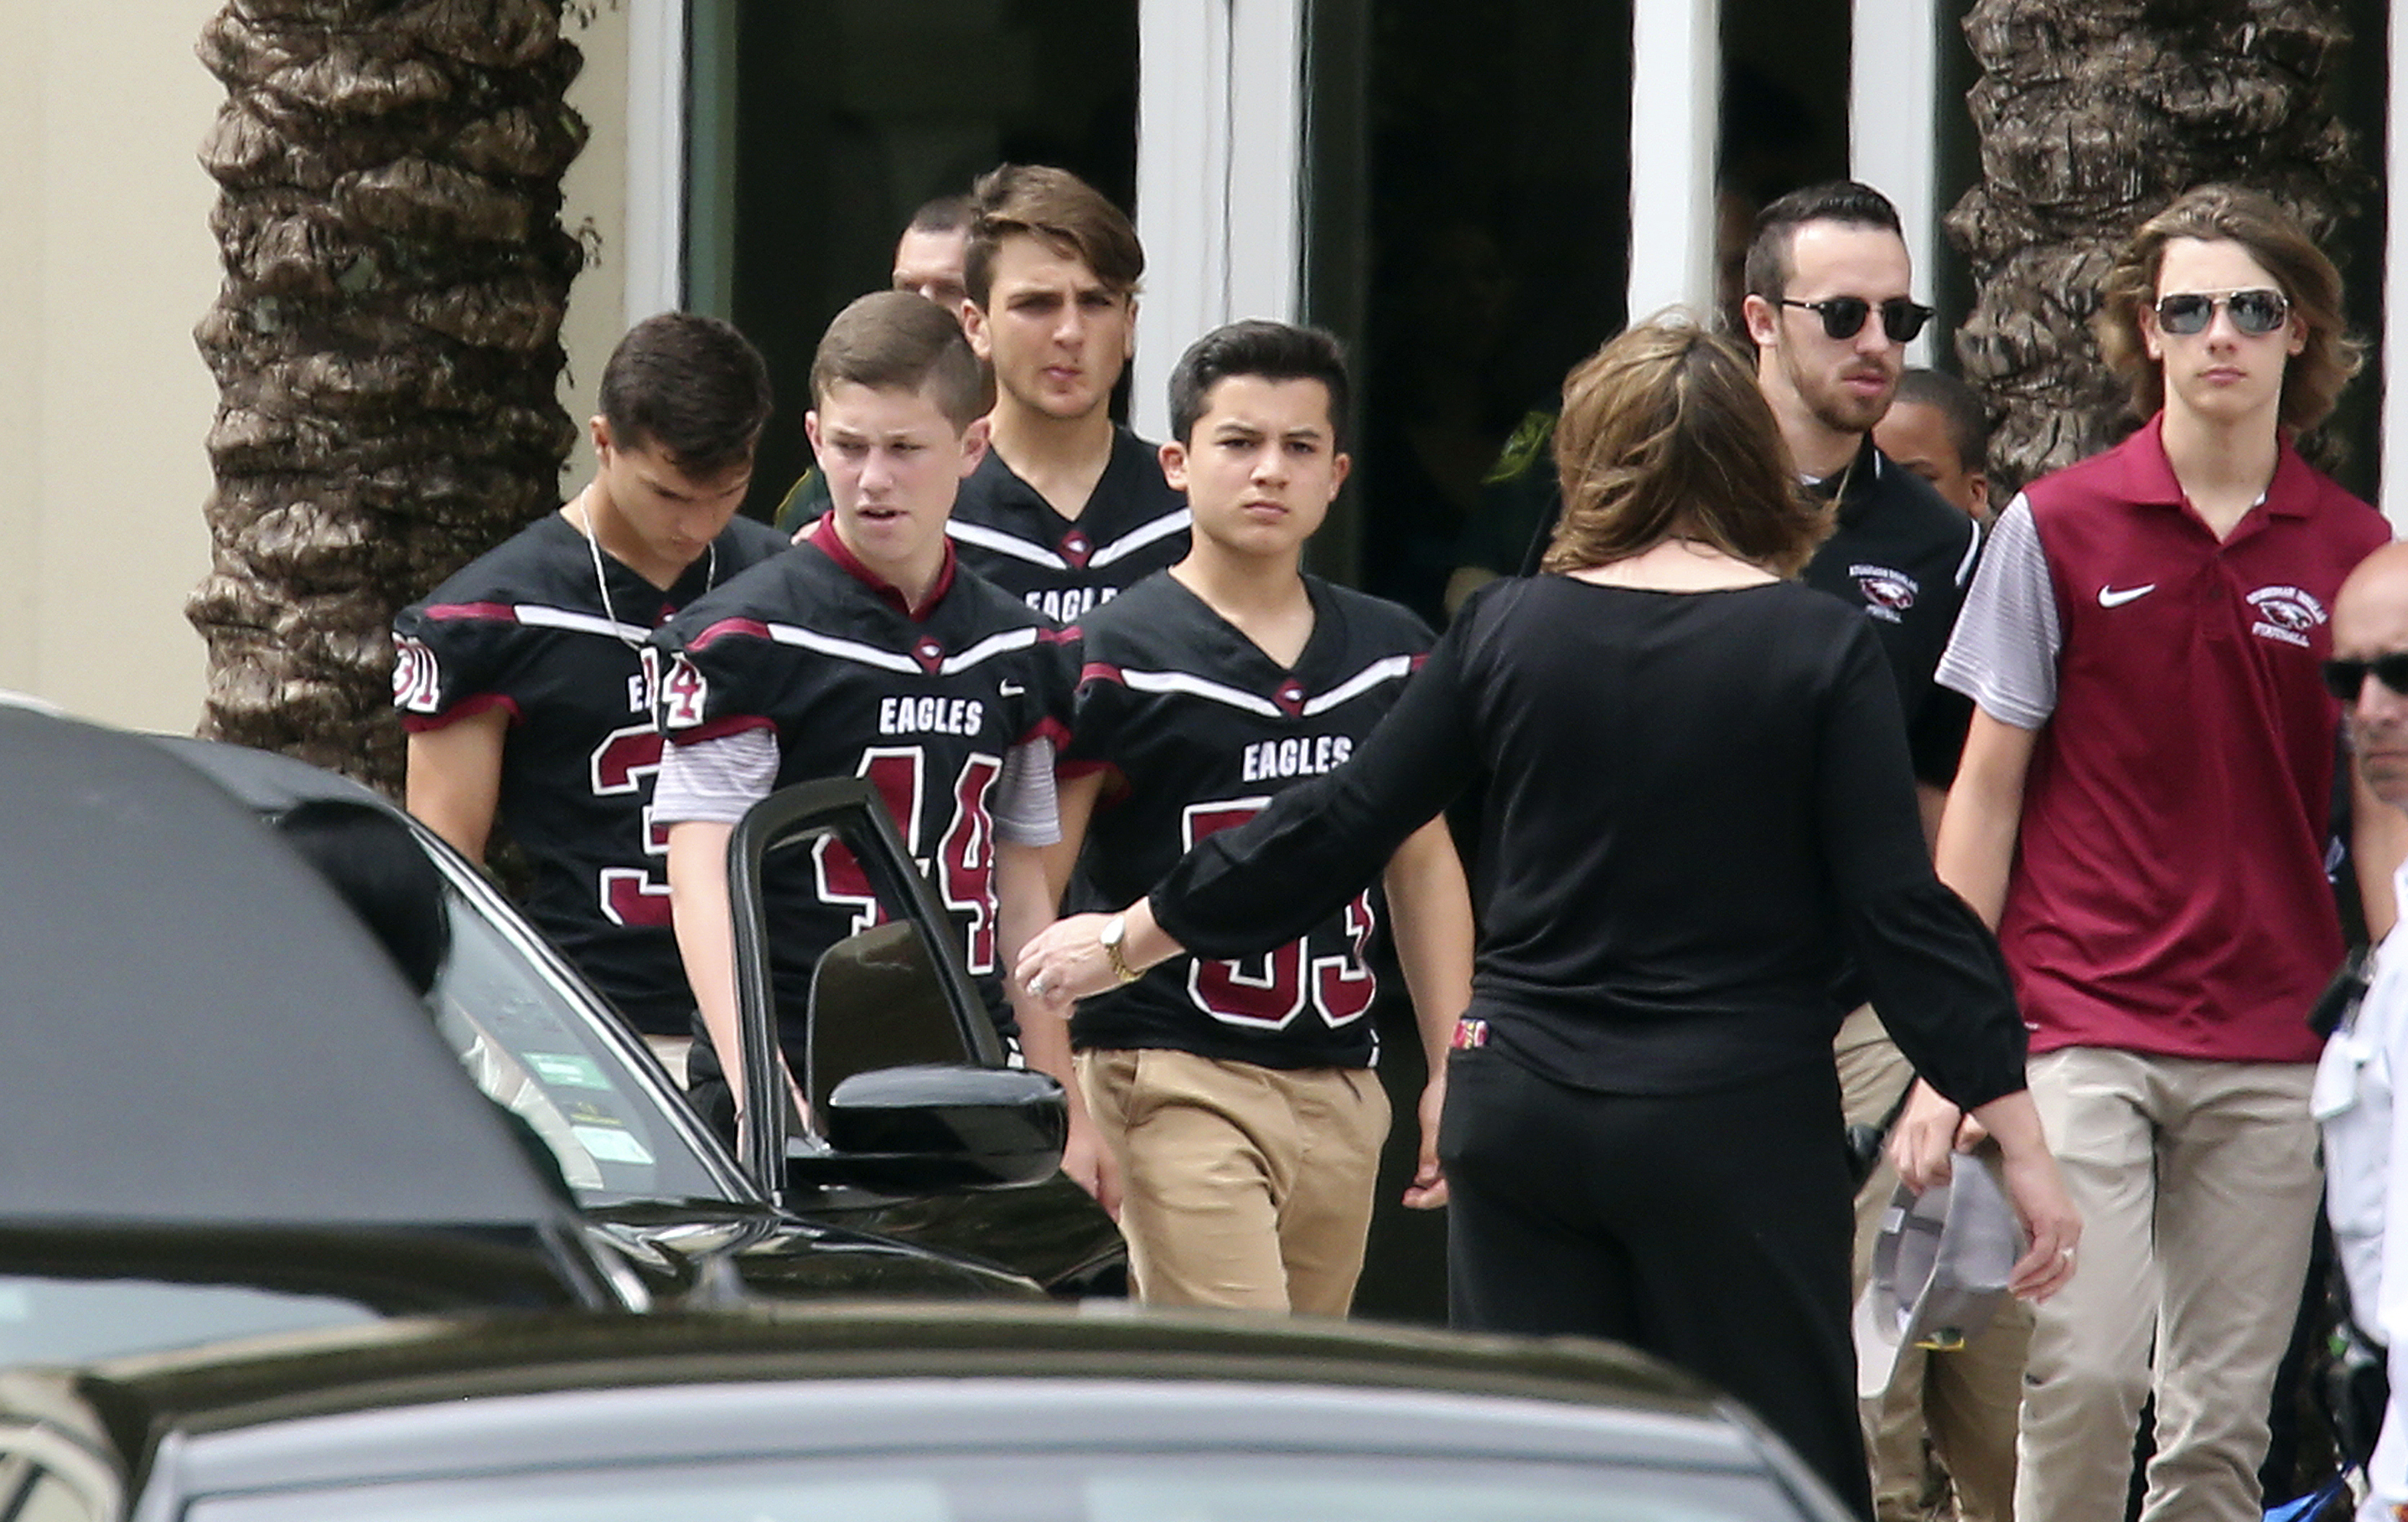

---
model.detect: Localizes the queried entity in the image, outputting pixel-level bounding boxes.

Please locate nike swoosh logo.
[998,681,1026,696]
[2098,584,2157,608]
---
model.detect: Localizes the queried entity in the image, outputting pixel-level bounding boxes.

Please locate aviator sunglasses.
[2323,653,2408,702]
[1778,296,1934,344]
[2153,288,2291,337]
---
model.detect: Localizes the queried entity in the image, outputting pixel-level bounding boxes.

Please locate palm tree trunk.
[191,0,587,788]
[1947,0,2358,495]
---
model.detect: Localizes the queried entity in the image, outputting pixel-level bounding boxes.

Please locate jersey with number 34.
[650,543,1080,1028]
[1062,572,1431,1069]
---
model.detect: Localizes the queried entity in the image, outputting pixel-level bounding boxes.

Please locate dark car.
[0,707,640,1361]
[0,708,1103,1367]
[0,1302,1856,1522]
[150,733,1124,1302]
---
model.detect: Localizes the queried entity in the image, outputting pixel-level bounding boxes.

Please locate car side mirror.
[786,1064,1066,1195]
[728,779,1056,1200]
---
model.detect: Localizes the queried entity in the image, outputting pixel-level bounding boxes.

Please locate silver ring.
[2058,1247,2075,1262]
[1031,976,1050,997]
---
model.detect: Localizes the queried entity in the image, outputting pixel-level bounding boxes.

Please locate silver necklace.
[579,504,716,652]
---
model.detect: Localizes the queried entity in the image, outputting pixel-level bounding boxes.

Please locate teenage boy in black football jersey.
[394,313,788,1058]
[650,292,1107,1205]
[953,163,1190,624]
[1045,321,1474,1313]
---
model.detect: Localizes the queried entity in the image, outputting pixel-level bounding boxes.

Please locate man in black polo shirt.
[1736,182,2014,1522]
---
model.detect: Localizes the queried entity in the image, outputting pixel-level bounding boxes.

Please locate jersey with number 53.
[650,538,1079,1034]
[1062,571,1432,1069]
[393,512,791,1037]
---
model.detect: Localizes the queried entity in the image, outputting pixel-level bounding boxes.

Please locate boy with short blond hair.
[650,291,1100,1198]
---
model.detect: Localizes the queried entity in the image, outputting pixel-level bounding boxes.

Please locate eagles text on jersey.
[1062,572,1432,1070]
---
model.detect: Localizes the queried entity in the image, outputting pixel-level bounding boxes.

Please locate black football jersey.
[392,511,791,1035]
[1063,572,1432,1069]
[650,530,1080,1044]
[946,427,1190,625]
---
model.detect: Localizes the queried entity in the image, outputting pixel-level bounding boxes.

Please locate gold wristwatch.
[1100,913,1142,984]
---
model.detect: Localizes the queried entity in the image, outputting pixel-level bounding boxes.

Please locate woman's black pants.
[1441,1046,1872,1519]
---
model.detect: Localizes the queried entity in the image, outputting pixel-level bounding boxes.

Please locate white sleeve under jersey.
[654,728,1059,846]
[1934,492,2062,730]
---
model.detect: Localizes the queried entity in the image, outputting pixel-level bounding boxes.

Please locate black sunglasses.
[1778,296,1934,344]
[2323,653,2408,701]
[2153,288,2290,337]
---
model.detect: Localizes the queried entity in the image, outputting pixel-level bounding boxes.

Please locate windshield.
[431,877,733,1210]
[193,1451,1808,1522]
[0,1278,380,1365]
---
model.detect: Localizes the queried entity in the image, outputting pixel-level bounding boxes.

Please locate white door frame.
[623,0,686,324]
[1132,0,1308,441]
[1626,0,1722,322]
[1851,0,1940,364]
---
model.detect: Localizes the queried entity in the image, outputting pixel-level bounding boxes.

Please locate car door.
[724,779,1125,1294]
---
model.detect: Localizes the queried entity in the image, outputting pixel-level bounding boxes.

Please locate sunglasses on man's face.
[2152,288,2291,337]
[1778,296,1934,344]
[2322,653,2408,702]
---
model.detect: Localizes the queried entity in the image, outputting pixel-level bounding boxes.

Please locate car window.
[431,881,732,1209]
[189,1452,1810,1522]
[0,1278,380,1365]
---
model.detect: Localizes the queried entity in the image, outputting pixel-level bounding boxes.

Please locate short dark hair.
[275,800,451,1000]
[1546,312,1825,577]
[1168,321,1353,451]
[907,194,972,236]
[597,313,773,476]
[1743,180,1905,303]
[2095,183,2359,435]
[810,291,989,431]
[963,164,1144,308]
[1893,368,1991,474]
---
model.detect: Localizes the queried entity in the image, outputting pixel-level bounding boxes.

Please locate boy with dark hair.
[394,313,789,1053]
[1039,319,1473,1312]
[955,163,1189,624]
[1904,183,2404,1522]
[650,291,1102,1198]
[1877,368,1992,522]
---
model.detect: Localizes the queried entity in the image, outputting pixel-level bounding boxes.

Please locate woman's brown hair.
[1544,313,1822,577]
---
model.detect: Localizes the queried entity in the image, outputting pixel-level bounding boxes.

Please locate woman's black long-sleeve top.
[1149,575,2028,1107]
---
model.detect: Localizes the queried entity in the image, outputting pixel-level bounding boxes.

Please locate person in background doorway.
[954,163,1189,625]
[1875,368,1992,525]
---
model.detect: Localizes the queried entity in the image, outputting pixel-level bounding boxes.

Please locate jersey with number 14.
[650,535,1080,1033]
[392,512,791,1037]
[1063,572,1432,1069]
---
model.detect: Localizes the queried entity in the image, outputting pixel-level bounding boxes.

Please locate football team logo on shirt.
[1850,562,1920,624]
[2245,585,2328,649]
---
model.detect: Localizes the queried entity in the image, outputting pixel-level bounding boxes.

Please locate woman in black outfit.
[1019,317,2078,1519]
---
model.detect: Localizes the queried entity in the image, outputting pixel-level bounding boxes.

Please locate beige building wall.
[0,2,633,733]
[0,0,221,730]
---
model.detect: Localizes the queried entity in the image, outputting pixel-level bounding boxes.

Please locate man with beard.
[1736,182,2008,1522]
[1737,179,1981,835]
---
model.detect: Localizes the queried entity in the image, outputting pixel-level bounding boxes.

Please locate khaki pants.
[2015,1047,2321,1522]
[1838,1006,2029,1522]
[1077,1047,1388,1315]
